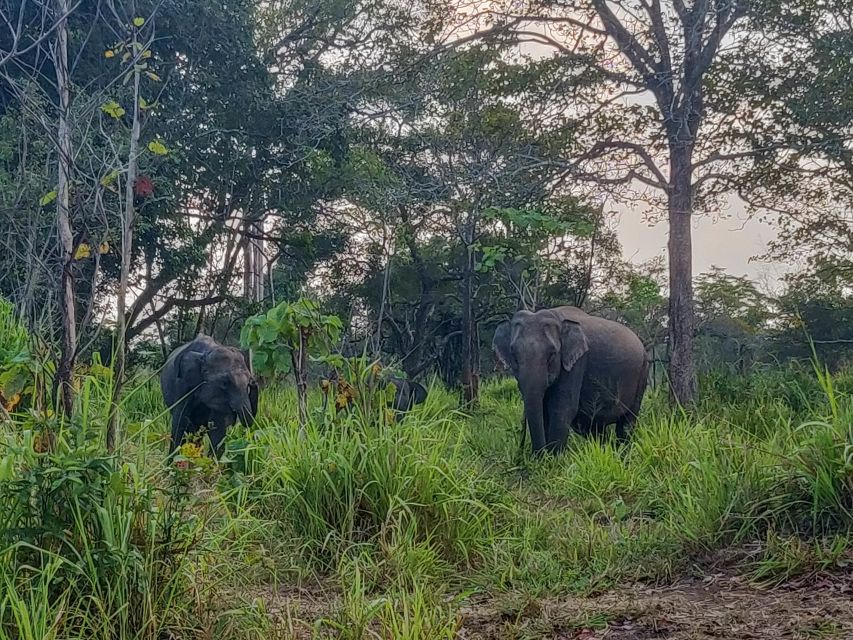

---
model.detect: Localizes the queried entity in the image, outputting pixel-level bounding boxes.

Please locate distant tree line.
[0,0,850,418]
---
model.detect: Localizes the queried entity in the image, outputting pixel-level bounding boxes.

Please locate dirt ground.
[456,572,853,639]
[255,570,853,639]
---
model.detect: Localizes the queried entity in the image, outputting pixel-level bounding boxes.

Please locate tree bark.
[294,326,309,435]
[667,145,697,406]
[53,0,76,419]
[107,55,142,451]
[253,220,264,301]
[460,212,479,404]
[243,218,253,299]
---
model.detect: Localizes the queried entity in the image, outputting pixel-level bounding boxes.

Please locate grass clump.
[243,386,508,581]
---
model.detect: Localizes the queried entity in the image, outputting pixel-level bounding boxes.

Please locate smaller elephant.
[384,375,428,414]
[160,334,258,458]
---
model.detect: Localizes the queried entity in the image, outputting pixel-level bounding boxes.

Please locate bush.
[0,427,216,639]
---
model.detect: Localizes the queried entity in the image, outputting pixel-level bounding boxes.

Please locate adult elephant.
[493,306,649,455]
[160,334,258,458]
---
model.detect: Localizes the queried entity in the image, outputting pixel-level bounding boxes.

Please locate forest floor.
[250,566,853,639]
[5,370,853,640]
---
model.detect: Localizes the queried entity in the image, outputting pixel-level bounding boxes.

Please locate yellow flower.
[180,442,203,459]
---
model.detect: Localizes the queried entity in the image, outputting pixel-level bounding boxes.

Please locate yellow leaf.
[133,16,145,27]
[145,71,161,82]
[99,242,109,254]
[104,49,115,58]
[1,392,20,412]
[180,442,203,459]
[141,49,152,59]
[147,139,168,155]
[100,169,119,187]
[39,190,57,206]
[74,243,91,260]
[100,100,125,119]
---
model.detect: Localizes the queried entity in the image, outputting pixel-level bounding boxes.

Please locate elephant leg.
[544,356,587,453]
[169,404,190,455]
[207,414,234,460]
[615,395,643,443]
[615,414,635,443]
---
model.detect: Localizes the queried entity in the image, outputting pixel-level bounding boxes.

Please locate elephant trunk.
[234,396,255,428]
[520,382,547,455]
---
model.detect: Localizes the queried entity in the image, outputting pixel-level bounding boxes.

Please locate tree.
[694,267,770,374]
[492,0,764,404]
[241,298,342,430]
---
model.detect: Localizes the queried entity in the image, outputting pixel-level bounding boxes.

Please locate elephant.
[492,306,649,455]
[384,375,428,414]
[160,334,258,458]
[319,367,427,418]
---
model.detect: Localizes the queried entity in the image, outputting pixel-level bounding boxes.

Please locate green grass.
[0,363,852,637]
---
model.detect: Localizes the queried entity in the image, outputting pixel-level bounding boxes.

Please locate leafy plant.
[241,298,343,426]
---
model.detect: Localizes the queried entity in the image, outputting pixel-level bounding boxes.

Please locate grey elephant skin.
[160,334,258,458]
[493,306,649,455]
[384,375,428,414]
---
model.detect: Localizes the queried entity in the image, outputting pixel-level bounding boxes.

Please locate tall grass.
[0,360,851,637]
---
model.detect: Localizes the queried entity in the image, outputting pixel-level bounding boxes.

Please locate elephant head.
[387,376,428,413]
[493,310,589,454]
[178,346,258,428]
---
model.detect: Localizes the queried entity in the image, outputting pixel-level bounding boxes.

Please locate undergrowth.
[0,360,851,638]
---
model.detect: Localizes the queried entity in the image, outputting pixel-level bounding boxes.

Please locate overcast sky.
[611,198,790,290]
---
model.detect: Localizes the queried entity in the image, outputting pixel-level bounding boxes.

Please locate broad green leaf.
[147,140,168,155]
[133,17,145,27]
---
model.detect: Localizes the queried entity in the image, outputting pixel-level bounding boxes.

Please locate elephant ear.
[560,319,589,372]
[177,349,206,386]
[492,321,515,372]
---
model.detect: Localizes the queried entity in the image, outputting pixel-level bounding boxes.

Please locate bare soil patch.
[458,572,853,639]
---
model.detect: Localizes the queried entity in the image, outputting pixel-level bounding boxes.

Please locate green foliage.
[240,298,343,377]
[0,427,211,638]
[0,300,37,411]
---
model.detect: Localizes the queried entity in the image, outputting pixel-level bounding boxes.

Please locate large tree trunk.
[53,0,76,419]
[667,146,697,406]
[107,56,142,451]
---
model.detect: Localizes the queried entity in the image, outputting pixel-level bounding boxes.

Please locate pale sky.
[612,198,790,290]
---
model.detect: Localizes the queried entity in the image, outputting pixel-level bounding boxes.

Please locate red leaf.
[133,175,154,198]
